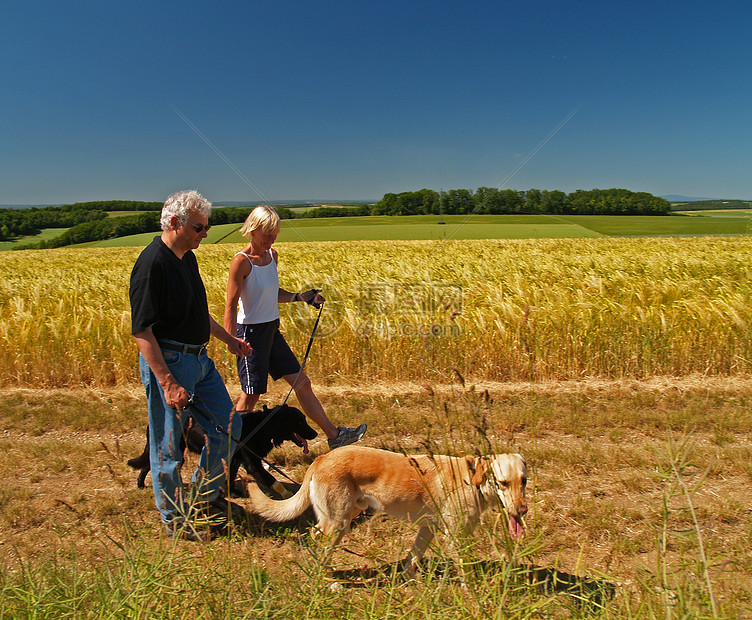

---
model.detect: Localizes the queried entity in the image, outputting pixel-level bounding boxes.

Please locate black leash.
[279,296,325,407]
[185,299,325,484]
[185,395,299,486]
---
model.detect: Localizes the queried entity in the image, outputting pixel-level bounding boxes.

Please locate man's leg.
[140,354,191,524]
[191,352,238,502]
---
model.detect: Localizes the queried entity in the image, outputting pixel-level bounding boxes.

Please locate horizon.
[3,1,751,205]
[3,193,751,211]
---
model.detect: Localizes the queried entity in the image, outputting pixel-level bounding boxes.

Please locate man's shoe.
[198,496,247,523]
[328,423,367,449]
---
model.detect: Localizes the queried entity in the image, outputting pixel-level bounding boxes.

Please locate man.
[129,190,252,540]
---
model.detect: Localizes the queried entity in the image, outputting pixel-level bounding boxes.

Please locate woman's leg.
[236,391,260,413]
[235,323,269,413]
[283,371,338,439]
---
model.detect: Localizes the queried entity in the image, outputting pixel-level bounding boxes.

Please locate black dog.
[127,404,318,496]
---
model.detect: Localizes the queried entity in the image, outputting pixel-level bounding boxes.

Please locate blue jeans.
[139,343,239,524]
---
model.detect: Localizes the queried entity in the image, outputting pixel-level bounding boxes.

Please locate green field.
[559,213,752,236]
[4,212,751,250]
[0,227,72,251]
[87,212,752,247]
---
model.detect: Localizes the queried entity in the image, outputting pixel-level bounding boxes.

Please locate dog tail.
[246,461,316,522]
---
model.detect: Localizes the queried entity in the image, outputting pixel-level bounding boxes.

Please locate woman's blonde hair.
[240,205,281,238]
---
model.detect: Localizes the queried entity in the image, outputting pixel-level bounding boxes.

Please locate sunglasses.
[188,222,212,234]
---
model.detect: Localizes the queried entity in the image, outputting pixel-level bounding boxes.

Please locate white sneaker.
[328,423,367,449]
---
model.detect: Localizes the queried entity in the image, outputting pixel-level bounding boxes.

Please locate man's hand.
[162,378,190,410]
[133,327,190,410]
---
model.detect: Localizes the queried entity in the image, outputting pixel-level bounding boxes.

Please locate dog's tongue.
[509,514,525,539]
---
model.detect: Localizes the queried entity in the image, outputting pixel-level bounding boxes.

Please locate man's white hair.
[160,190,212,231]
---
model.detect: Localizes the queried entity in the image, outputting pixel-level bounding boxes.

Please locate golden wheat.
[1,237,751,387]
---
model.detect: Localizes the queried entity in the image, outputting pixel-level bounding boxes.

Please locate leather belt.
[158,341,208,355]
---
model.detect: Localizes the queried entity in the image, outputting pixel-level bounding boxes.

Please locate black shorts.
[236,319,301,395]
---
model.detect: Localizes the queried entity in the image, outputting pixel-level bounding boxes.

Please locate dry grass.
[1,378,751,617]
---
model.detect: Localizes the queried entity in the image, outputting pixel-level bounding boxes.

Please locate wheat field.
[1,237,751,387]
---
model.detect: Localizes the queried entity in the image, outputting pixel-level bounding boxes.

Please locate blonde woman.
[224,205,366,449]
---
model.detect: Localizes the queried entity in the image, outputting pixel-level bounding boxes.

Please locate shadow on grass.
[237,507,317,538]
[330,558,616,607]
[516,563,616,607]
[235,491,374,538]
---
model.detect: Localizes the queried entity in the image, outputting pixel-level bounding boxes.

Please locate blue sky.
[2,1,751,205]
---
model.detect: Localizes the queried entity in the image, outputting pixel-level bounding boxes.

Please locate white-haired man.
[129,190,252,539]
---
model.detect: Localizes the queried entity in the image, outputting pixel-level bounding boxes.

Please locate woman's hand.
[301,288,324,308]
[227,336,252,357]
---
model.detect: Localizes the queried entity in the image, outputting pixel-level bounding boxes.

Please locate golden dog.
[245,445,528,573]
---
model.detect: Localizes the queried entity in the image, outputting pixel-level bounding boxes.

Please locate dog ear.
[469,456,489,487]
[515,453,528,471]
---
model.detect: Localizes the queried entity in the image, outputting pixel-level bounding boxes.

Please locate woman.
[224,205,366,449]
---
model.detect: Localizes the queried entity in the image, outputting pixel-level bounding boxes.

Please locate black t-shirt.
[129,236,211,345]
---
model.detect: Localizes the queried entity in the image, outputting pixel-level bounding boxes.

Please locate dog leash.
[184,395,300,486]
[279,296,324,407]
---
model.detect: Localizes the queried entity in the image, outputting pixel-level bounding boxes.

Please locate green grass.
[86,212,752,248]
[87,214,600,247]
[558,214,752,236]
[105,210,152,217]
[676,209,752,217]
[6,212,752,250]
[0,227,72,250]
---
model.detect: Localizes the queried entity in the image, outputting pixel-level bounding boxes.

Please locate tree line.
[373,188,671,216]
[10,205,263,249]
[4,202,374,248]
[669,199,751,211]
[5,188,670,249]
[0,201,162,241]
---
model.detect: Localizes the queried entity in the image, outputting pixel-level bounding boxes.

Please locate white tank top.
[236,251,281,324]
